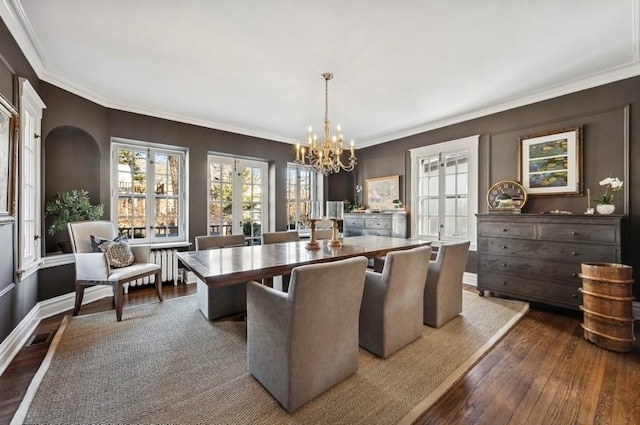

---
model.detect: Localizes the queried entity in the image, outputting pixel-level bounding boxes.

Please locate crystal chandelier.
[294,72,356,175]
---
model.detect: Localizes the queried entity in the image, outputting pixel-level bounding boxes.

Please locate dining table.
[176,235,432,318]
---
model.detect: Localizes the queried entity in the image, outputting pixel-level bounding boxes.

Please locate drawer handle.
[502,281,508,285]
[500,245,507,249]
[572,294,577,298]
[571,273,579,277]
[571,252,578,256]
[571,231,577,235]
[502,228,508,232]
[501,263,507,267]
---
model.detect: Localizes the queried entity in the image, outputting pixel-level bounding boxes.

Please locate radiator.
[124,248,181,293]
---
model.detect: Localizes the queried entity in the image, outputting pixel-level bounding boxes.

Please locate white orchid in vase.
[595,176,623,204]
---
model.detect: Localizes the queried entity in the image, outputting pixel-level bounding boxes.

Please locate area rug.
[12,292,528,425]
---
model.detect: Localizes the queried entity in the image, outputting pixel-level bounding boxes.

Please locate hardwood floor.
[1,284,638,425]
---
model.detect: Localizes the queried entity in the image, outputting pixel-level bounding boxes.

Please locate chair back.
[287,256,368,343]
[262,231,300,244]
[381,245,432,305]
[68,221,117,254]
[314,229,333,240]
[195,234,246,250]
[423,240,470,327]
[431,241,470,286]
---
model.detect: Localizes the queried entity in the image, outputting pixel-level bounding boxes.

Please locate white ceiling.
[2,0,639,148]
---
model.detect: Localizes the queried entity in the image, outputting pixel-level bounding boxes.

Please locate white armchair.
[68,221,162,321]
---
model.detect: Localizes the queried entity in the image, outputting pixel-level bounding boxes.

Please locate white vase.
[596,204,615,215]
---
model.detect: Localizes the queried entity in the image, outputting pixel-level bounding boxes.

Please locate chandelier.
[294,72,356,175]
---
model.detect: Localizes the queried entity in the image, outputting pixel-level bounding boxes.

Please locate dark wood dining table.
[177,235,431,287]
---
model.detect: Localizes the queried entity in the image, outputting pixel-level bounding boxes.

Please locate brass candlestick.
[305,218,320,250]
[327,218,341,247]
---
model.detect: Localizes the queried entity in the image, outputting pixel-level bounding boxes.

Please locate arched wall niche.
[43,125,101,253]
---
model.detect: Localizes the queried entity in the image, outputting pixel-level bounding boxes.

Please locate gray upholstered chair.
[261,231,300,291]
[195,234,248,320]
[424,241,471,328]
[68,220,163,321]
[261,230,300,244]
[195,234,246,250]
[359,245,432,358]
[314,220,334,240]
[247,256,368,412]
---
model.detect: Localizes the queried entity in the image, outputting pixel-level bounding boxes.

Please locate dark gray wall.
[336,77,639,298]
[2,13,640,345]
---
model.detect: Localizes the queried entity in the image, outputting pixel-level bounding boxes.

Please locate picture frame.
[518,126,582,197]
[365,175,400,211]
[0,93,18,220]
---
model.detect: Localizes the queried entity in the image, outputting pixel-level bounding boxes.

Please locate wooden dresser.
[476,214,622,310]
[343,212,407,238]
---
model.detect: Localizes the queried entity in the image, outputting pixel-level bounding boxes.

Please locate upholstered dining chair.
[195,234,248,320]
[261,230,300,244]
[68,220,163,321]
[359,245,432,358]
[261,231,300,291]
[247,256,368,412]
[424,241,471,328]
[314,219,334,240]
[195,234,246,250]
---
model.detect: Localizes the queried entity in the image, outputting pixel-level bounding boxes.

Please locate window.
[207,155,268,245]
[18,78,45,280]
[410,135,478,246]
[111,139,186,243]
[286,164,322,230]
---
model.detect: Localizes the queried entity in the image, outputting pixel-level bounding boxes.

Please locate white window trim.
[110,137,188,244]
[410,135,479,250]
[17,78,46,280]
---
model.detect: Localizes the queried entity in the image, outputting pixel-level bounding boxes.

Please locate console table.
[343,212,407,238]
[476,214,622,310]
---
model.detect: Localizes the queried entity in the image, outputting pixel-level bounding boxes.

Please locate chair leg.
[73,282,85,316]
[155,270,163,302]
[114,282,124,321]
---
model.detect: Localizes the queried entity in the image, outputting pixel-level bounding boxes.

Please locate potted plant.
[45,189,104,252]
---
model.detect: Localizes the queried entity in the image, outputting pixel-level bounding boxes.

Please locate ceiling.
[2,1,639,148]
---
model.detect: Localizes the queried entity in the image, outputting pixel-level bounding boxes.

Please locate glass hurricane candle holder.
[326,201,344,247]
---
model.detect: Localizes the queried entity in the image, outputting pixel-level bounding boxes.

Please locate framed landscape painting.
[518,127,582,197]
[366,175,400,210]
[0,94,17,220]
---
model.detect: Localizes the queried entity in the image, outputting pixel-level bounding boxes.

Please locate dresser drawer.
[478,253,581,285]
[537,223,619,244]
[478,221,534,239]
[479,272,581,308]
[364,218,391,230]
[478,238,619,263]
[344,217,365,229]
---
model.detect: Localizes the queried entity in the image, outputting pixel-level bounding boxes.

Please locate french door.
[207,155,268,245]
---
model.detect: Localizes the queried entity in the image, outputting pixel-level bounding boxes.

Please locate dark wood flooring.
[1,284,638,425]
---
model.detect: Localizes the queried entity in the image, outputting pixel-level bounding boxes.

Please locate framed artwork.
[365,175,400,210]
[0,93,18,220]
[518,127,582,197]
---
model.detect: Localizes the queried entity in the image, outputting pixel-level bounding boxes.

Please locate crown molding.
[3,0,640,148]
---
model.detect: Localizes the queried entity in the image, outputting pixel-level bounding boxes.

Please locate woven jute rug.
[12,291,528,425]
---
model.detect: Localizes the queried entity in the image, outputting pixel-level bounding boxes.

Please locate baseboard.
[0,286,113,376]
